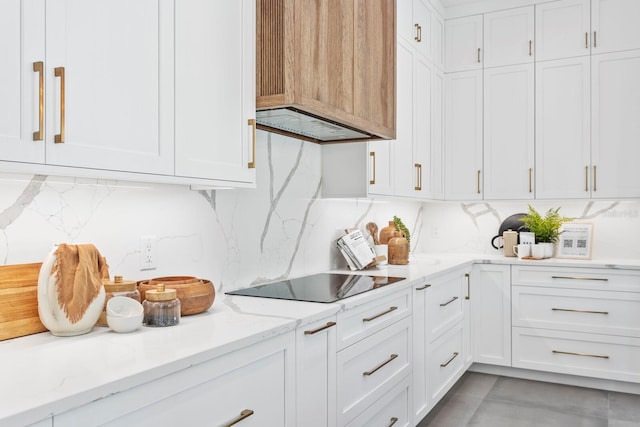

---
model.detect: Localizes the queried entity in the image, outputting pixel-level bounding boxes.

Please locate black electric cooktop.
[226,273,406,303]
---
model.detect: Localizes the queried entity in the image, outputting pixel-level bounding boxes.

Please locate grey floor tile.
[447,372,499,400]
[608,420,640,427]
[485,376,609,419]
[418,393,483,427]
[467,400,608,427]
[608,391,640,423]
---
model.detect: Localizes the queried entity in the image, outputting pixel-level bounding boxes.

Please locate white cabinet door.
[592,0,640,54]
[175,0,256,184]
[44,0,174,175]
[413,54,432,199]
[484,6,534,68]
[431,10,445,70]
[430,69,445,200]
[296,317,337,427]
[369,140,395,196]
[413,0,432,60]
[472,264,511,367]
[444,70,483,200]
[483,64,535,200]
[591,50,640,198]
[535,57,591,199]
[535,0,591,61]
[412,280,432,423]
[0,0,44,164]
[445,15,483,72]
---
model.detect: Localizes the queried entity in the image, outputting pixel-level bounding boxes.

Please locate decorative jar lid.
[145,284,177,302]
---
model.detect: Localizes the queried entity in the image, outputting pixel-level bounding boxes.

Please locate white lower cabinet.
[512,265,640,384]
[346,375,411,427]
[296,316,337,427]
[413,267,470,424]
[54,332,295,426]
[472,264,512,366]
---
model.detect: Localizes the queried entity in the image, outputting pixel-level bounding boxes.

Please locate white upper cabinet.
[174,0,256,185]
[535,0,591,62]
[483,6,534,68]
[44,0,174,175]
[398,0,432,60]
[591,50,640,198]
[445,15,483,72]
[0,0,44,164]
[483,64,535,200]
[444,70,483,200]
[431,10,445,69]
[536,57,591,199]
[591,0,640,54]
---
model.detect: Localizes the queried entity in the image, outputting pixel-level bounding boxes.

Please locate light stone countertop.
[2,253,640,425]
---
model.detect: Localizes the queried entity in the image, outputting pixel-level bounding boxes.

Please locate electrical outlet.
[140,236,157,270]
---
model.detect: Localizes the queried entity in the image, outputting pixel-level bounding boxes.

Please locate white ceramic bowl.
[107,296,144,317]
[107,312,143,333]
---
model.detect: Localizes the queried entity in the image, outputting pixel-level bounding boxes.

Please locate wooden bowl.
[138,276,215,316]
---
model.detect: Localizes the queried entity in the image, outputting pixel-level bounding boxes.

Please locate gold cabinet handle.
[363,354,398,376]
[363,306,398,322]
[529,168,533,193]
[477,170,481,194]
[585,32,589,49]
[551,276,609,282]
[414,23,422,42]
[247,118,256,168]
[304,321,336,335]
[594,31,597,48]
[593,165,597,192]
[529,40,532,56]
[552,308,609,315]
[369,151,376,185]
[54,67,65,143]
[414,163,422,191]
[388,417,399,427]
[465,273,470,300]
[585,165,589,192]
[416,284,431,291]
[440,352,459,367]
[552,350,609,359]
[439,296,459,307]
[477,48,481,63]
[223,409,254,426]
[33,61,44,141]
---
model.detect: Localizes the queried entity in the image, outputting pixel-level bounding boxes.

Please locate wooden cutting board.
[0,263,47,341]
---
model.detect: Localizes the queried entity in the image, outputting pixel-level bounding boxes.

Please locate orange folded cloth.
[51,244,109,324]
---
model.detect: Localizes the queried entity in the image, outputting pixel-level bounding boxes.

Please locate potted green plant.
[520,205,573,258]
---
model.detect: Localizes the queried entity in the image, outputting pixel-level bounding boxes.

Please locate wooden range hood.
[256,0,396,143]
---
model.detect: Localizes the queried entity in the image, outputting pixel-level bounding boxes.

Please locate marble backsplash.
[1,131,639,294]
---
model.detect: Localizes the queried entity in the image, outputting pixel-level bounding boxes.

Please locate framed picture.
[557,221,594,259]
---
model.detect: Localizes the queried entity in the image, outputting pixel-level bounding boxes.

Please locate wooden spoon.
[366,222,379,245]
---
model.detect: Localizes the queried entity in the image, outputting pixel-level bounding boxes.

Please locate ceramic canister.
[502,230,518,257]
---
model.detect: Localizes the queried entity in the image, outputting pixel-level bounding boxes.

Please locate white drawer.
[426,269,465,342]
[512,266,640,292]
[337,287,411,350]
[345,375,410,427]
[512,327,640,383]
[513,286,640,337]
[427,322,465,405]
[337,316,411,426]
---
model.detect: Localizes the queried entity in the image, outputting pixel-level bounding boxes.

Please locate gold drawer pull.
[477,170,481,193]
[477,47,481,63]
[465,273,470,300]
[551,276,609,282]
[529,168,533,193]
[33,61,44,141]
[363,306,397,322]
[363,354,398,376]
[416,284,431,291]
[369,151,376,185]
[440,351,459,367]
[593,31,597,48]
[552,350,609,359]
[529,40,532,56]
[223,409,254,427]
[414,163,422,191]
[304,321,336,335]
[389,417,399,427]
[247,118,256,168]
[552,308,609,315]
[54,67,65,143]
[439,296,458,307]
[585,32,589,49]
[593,165,597,192]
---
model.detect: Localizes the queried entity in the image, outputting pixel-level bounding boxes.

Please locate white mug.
[513,244,531,259]
[519,232,536,246]
[531,244,545,259]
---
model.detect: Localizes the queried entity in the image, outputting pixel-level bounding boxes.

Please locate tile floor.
[417,372,640,427]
